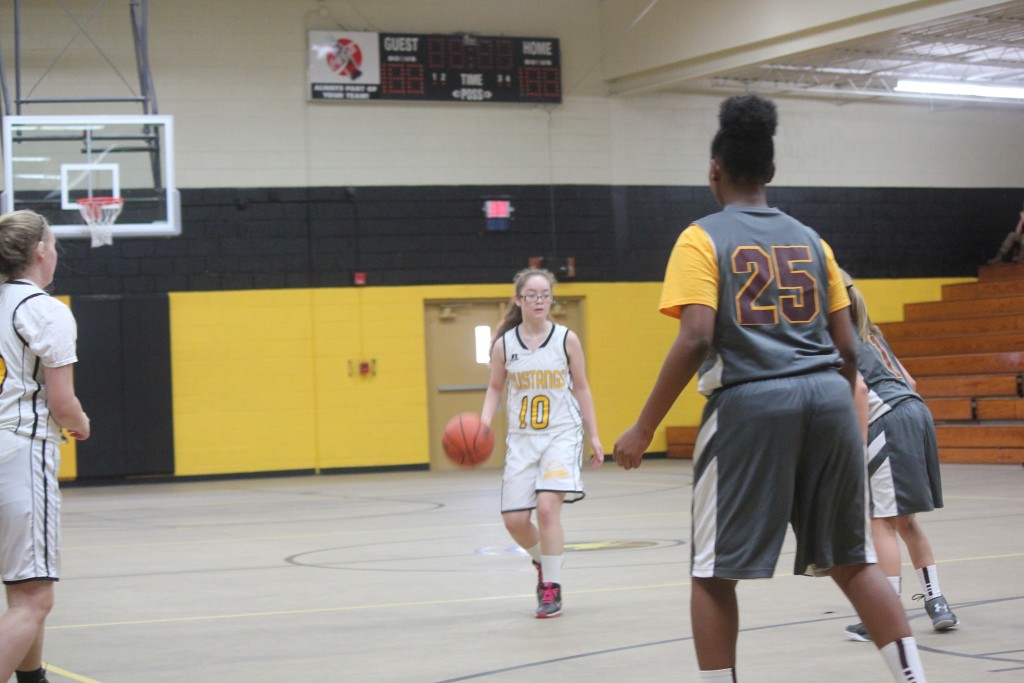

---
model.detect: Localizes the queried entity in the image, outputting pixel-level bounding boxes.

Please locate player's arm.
[854,372,869,443]
[895,358,917,391]
[614,303,714,470]
[565,330,603,468]
[822,239,858,392]
[480,337,507,430]
[44,363,90,439]
[614,224,716,470]
[828,307,858,392]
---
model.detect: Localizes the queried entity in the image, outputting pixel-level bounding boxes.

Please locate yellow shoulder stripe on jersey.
[659,224,719,319]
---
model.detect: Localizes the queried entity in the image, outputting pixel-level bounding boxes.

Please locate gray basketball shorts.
[691,371,874,579]
[0,435,62,583]
[867,398,943,518]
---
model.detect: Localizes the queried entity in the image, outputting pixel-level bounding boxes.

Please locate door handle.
[437,384,488,392]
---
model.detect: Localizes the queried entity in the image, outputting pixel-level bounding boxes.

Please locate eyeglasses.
[520,293,553,303]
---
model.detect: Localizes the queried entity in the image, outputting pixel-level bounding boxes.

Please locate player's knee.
[534,500,562,529]
[895,514,920,535]
[875,516,898,531]
[502,512,529,536]
[535,508,552,529]
[828,562,870,589]
[8,587,53,624]
[22,599,52,624]
[692,575,737,594]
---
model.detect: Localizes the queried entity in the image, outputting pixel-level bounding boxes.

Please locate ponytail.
[840,269,881,342]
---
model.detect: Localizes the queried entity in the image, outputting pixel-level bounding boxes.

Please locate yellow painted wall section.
[167,277,971,475]
[57,295,76,480]
[58,438,77,481]
[312,287,437,469]
[558,282,703,451]
[320,280,693,462]
[170,290,318,476]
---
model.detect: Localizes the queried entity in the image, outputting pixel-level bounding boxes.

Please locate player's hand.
[69,413,90,441]
[589,435,604,469]
[613,424,652,470]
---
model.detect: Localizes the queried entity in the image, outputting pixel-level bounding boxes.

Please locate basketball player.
[612,95,928,682]
[480,267,603,618]
[0,210,90,683]
[842,271,958,642]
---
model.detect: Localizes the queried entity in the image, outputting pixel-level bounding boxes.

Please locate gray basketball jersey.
[695,206,842,395]
[857,332,918,424]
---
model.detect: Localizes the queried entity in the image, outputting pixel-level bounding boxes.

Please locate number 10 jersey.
[502,323,582,436]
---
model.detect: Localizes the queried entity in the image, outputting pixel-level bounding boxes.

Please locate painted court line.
[47,550,1023,631]
[47,581,690,630]
[42,663,103,683]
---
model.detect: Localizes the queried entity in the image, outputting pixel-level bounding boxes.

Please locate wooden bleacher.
[883,262,1024,464]
[666,426,699,459]
[666,263,1024,464]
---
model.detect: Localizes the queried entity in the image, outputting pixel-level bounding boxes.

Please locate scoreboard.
[309,31,561,104]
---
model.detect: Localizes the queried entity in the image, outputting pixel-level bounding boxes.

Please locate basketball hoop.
[76,197,124,248]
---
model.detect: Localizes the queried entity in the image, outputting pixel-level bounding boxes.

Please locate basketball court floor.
[39,460,1023,682]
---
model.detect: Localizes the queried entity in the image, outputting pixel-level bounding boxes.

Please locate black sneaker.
[535,582,562,619]
[532,560,543,604]
[844,622,871,642]
[14,668,48,683]
[914,594,960,631]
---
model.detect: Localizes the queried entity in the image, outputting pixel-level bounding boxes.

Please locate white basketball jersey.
[0,281,78,442]
[503,323,581,435]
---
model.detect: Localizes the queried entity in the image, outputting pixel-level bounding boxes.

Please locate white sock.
[698,669,735,682]
[916,565,942,599]
[888,575,902,597]
[540,554,563,585]
[880,637,927,683]
[525,544,542,564]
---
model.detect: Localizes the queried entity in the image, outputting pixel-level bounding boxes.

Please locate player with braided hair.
[613,95,927,682]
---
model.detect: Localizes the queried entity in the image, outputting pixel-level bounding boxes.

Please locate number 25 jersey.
[502,323,582,435]
[659,205,850,396]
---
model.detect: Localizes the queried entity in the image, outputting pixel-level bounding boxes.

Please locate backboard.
[1,115,178,239]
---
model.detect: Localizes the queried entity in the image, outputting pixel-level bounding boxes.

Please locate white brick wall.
[2,0,1021,190]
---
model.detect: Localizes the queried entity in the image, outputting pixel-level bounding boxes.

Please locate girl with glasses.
[481,267,603,618]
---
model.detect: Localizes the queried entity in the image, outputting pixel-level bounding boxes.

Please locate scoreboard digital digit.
[309,31,561,104]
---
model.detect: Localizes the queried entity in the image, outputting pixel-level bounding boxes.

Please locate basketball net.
[76,197,124,248]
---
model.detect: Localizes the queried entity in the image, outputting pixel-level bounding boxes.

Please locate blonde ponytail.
[840,269,881,342]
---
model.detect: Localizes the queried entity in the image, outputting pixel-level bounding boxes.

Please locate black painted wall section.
[71,297,125,478]
[52,185,1020,296]
[72,294,174,479]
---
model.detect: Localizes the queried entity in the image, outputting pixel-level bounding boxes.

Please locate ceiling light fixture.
[894,79,1024,100]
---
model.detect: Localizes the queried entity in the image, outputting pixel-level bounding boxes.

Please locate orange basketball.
[442,412,495,467]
